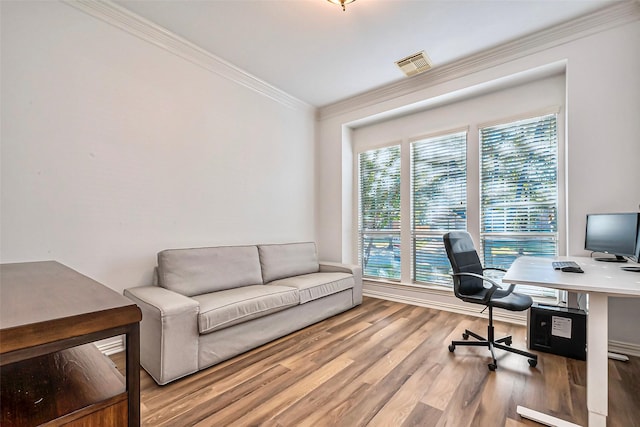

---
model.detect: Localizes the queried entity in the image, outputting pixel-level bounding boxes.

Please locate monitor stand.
[595,255,627,263]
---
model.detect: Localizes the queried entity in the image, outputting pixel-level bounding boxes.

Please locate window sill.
[363,278,558,325]
[363,277,453,296]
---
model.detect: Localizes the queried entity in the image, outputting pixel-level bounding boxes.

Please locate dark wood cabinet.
[0,261,142,426]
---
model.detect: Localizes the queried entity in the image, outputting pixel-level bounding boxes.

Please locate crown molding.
[319,0,640,121]
[63,0,313,113]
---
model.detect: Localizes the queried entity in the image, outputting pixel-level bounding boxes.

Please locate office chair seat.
[443,231,538,371]
[460,289,533,311]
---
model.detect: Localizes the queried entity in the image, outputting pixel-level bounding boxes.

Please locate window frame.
[352,106,565,302]
[478,111,562,298]
[356,142,403,281]
[410,128,469,286]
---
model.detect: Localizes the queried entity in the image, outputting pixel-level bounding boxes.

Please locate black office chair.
[443,231,538,371]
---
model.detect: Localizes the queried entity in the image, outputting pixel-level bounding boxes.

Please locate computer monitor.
[584,212,640,262]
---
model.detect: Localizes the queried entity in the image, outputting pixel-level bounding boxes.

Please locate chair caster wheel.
[448,344,455,352]
[488,363,497,371]
[462,333,469,340]
[505,338,512,346]
[528,359,537,368]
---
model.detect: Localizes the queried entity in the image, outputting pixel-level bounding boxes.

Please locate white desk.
[503,256,640,427]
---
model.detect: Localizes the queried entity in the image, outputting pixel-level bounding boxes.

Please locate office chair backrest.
[443,231,484,296]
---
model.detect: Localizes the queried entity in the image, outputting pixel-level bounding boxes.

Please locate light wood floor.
[113,296,640,427]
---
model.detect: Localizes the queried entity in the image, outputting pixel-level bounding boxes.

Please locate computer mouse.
[561,266,584,273]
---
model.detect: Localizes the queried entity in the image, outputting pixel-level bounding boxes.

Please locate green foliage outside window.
[358,146,401,279]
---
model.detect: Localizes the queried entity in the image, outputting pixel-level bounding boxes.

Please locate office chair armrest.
[483,267,507,273]
[480,267,515,299]
[452,272,503,302]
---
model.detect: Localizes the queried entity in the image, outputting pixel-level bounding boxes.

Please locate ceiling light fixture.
[327,0,355,12]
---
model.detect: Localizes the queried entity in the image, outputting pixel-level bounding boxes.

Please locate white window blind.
[480,113,558,298]
[412,131,467,285]
[358,145,401,280]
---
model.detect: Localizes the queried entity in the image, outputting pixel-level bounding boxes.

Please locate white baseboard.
[95,336,125,356]
[608,339,640,358]
[94,296,640,360]
[363,286,526,325]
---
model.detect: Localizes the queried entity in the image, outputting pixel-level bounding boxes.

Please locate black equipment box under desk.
[528,303,587,360]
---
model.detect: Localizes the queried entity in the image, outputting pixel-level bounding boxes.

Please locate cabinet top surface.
[0,261,140,337]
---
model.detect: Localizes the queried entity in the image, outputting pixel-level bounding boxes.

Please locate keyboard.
[552,261,584,273]
[552,261,581,270]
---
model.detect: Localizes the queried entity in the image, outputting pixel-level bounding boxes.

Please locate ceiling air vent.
[395,51,432,77]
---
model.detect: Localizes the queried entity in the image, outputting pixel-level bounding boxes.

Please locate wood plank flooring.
[112,296,640,426]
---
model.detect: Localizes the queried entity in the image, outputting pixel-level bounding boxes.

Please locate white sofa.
[124,242,362,385]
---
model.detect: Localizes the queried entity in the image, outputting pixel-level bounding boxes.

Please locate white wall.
[351,74,565,153]
[0,1,316,294]
[317,17,640,347]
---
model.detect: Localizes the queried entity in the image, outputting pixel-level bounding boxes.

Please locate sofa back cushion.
[158,245,263,296]
[258,242,319,283]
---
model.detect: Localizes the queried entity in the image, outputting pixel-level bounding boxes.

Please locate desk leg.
[516,406,583,427]
[126,323,141,427]
[587,293,608,427]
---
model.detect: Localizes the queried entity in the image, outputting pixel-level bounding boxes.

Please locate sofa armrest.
[319,262,363,305]
[124,286,200,385]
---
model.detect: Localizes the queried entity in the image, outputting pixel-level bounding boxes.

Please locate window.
[354,104,562,300]
[480,113,559,297]
[358,145,401,280]
[412,131,467,285]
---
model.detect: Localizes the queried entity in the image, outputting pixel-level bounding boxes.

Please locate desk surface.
[0,261,141,355]
[503,256,640,296]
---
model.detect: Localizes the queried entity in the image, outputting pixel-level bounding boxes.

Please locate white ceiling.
[115,0,616,107]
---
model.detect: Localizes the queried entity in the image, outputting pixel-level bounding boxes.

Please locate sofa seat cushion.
[268,272,353,304]
[192,285,299,334]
